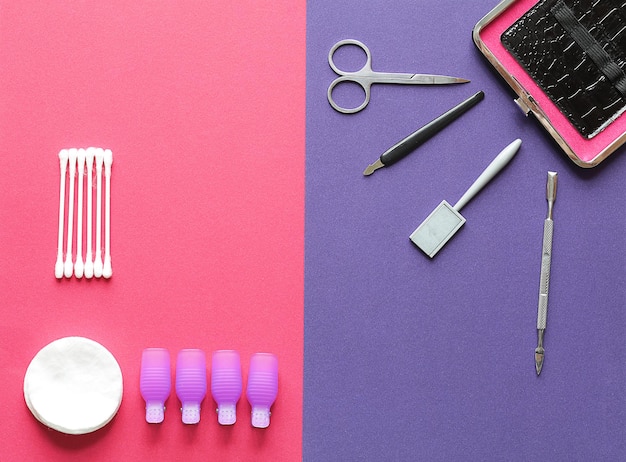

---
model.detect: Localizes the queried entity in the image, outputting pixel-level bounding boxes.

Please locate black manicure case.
[473,0,626,167]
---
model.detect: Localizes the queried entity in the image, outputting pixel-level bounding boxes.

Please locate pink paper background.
[0,2,305,460]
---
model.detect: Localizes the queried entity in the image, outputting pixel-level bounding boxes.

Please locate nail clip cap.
[140,348,171,424]
[176,349,207,424]
[246,353,278,429]
[211,350,242,425]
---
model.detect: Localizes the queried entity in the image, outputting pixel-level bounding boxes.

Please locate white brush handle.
[454,139,521,212]
[55,150,69,279]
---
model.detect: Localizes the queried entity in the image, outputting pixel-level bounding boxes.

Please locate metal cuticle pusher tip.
[535,330,545,376]
[363,158,384,176]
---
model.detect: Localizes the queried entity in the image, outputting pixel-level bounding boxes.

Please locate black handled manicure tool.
[363,91,485,176]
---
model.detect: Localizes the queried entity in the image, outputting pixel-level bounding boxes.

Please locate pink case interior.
[478,0,626,164]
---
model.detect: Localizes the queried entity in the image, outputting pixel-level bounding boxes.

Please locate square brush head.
[409,200,466,258]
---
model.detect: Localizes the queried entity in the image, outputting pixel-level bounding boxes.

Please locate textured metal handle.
[537,219,553,329]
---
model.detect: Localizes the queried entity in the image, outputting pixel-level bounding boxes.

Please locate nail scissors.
[327,39,469,114]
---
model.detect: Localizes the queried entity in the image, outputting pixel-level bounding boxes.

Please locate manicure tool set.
[328,38,562,376]
[25,18,579,441]
[327,39,522,257]
[55,147,113,280]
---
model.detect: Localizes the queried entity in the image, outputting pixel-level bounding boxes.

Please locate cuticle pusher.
[363,91,484,176]
[535,171,557,376]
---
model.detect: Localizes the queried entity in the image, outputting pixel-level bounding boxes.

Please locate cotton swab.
[55,150,69,279]
[63,149,78,278]
[102,149,113,279]
[74,149,86,278]
[84,148,95,279]
[55,146,113,280]
[93,148,104,278]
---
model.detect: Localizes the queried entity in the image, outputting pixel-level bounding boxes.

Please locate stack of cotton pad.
[23,337,123,434]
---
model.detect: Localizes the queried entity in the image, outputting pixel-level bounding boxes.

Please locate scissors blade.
[408,74,470,84]
[369,72,469,85]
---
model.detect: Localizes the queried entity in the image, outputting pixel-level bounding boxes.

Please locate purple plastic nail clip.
[140,348,171,424]
[246,353,278,429]
[211,350,243,425]
[176,349,207,424]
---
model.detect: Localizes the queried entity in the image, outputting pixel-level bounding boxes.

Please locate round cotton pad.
[23,336,123,435]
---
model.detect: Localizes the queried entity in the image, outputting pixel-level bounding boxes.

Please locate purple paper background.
[304,1,626,461]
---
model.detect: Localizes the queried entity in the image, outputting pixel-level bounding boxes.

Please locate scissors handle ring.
[328,39,372,75]
[327,77,370,114]
[327,39,373,114]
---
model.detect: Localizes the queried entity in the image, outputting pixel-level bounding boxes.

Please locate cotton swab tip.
[63,260,73,278]
[68,148,78,163]
[103,256,112,279]
[84,260,94,279]
[55,259,64,279]
[59,149,69,162]
[86,147,95,166]
[94,255,103,278]
[74,258,84,278]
